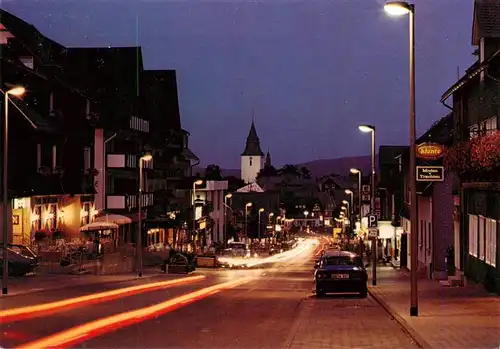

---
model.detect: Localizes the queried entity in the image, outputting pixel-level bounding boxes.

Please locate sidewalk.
[368,265,500,349]
[2,267,170,297]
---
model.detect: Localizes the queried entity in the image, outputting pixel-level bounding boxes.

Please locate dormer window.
[20,56,34,69]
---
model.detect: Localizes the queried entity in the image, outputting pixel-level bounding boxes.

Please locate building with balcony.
[439,0,500,294]
[0,10,98,243]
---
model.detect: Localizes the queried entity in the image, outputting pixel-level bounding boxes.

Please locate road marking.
[15,277,254,349]
[0,275,206,324]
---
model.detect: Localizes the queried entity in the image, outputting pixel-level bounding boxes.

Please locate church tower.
[241,121,264,183]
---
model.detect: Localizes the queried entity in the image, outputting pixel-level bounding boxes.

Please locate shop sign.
[416,166,444,182]
[416,143,445,160]
[368,228,378,238]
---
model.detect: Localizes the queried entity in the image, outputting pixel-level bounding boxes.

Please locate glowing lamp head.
[350,168,360,174]
[246,202,253,207]
[7,86,26,96]
[358,125,375,133]
[225,193,233,199]
[259,208,265,213]
[194,180,203,186]
[345,189,353,195]
[141,154,153,161]
[342,200,348,205]
[384,1,412,16]
[341,206,347,210]
[269,213,274,217]
[304,210,309,216]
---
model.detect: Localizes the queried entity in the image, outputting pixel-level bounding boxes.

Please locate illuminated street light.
[358,125,375,133]
[2,86,26,294]
[350,168,362,218]
[245,202,252,237]
[384,1,412,16]
[137,153,153,278]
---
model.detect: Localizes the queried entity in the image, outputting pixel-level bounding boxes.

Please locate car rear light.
[316,272,328,279]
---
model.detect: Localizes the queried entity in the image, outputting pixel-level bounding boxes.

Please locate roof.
[472,0,500,45]
[379,146,408,165]
[441,48,500,102]
[323,250,358,258]
[241,122,264,156]
[416,112,454,146]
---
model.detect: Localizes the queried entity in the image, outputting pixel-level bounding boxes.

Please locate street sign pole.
[368,214,378,286]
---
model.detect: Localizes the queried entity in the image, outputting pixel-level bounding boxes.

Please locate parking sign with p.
[368,214,378,228]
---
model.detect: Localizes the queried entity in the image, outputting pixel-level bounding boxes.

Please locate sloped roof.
[236,183,265,193]
[241,122,264,156]
[472,0,500,45]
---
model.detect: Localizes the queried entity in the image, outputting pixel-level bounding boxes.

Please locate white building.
[195,180,229,244]
[241,122,265,184]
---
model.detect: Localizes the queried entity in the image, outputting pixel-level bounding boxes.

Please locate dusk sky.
[3,0,474,169]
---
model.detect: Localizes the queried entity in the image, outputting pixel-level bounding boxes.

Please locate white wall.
[241,155,262,184]
[198,180,228,244]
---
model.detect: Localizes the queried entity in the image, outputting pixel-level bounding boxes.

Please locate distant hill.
[195,155,378,179]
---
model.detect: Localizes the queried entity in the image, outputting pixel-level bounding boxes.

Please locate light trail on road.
[0,275,206,324]
[217,238,319,268]
[15,277,254,349]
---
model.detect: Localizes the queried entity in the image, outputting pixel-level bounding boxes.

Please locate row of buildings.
[0,10,230,252]
[377,0,500,295]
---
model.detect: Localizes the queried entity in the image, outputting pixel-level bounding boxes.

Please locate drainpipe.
[190,159,200,177]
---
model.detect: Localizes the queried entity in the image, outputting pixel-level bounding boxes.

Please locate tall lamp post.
[258,208,264,240]
[245,202,252,237]
[137,154,153,278]
[384,0,418,316]
[223,193,232,247]
[358,125,378,286]
[192,179,203,248]
[350,168,362,218]
[2,86,26,295]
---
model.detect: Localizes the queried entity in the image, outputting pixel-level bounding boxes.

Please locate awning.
[81,221,119,232]
[94,214,133,225]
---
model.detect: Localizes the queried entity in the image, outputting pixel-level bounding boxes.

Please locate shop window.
[468,214,478,257]
[485,219,497,267]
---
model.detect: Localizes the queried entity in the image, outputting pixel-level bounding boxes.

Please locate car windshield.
[7,245,36,258]
[324,256,363,267]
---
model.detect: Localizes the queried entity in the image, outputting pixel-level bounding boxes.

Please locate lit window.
[468,214,478,257]
[486,218,497,267]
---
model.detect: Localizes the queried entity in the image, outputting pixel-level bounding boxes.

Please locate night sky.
[3,0,474,168]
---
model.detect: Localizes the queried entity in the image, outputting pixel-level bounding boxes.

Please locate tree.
[204,164,223,180]
[225,176,245,192]
[278,164,301,178]
[300,166,312,179]
[256,165,278,180]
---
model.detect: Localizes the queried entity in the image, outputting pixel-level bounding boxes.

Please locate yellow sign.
[416,143,445,160]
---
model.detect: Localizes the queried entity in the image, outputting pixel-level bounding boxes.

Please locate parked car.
[0,243,39,277]
[225,242,250,258]
[314,250,368,297]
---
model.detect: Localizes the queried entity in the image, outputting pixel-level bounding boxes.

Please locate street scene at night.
[1,0,500,348]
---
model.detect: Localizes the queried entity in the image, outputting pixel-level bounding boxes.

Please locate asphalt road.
[1,243,420,349]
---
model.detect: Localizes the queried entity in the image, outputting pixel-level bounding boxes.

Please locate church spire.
[241,121,264,156]
[265,150,272,168]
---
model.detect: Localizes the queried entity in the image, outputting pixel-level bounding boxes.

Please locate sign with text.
[416,166,444,182]
[368,228,378,238]
[416,143,445,161]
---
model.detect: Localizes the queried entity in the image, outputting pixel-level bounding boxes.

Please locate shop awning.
[94,214,133,225]
[81,221,119,232]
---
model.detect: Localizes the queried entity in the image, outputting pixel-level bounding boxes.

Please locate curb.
[368,287,433,349]
[1,271,178,298]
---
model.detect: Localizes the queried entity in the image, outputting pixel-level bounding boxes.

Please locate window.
[249,157,253,166]
[468,214,478,257]
[481,116,498,135]
[469,124,479,139]
[486,219,497,267]
[84,147,91,171]
[479,216,486,260]
[324,256,363,267]
[19,56,34,69]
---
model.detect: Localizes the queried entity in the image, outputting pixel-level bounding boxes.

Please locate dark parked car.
[0,244,39,277]
[314,250,368,297]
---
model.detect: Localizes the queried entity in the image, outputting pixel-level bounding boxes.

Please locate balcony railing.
[107,154,153,169]
[106,192,154,210]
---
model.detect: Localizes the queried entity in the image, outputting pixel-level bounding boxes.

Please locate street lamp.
[358,125,376,215]
[223,193,232,247]
[245,202,252,237]
[2,86,26,294]
[192,179,203,248]
[350,168,362,218]
[258,208,264,240]
[137,153,152,278]
[384,0,418,317]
